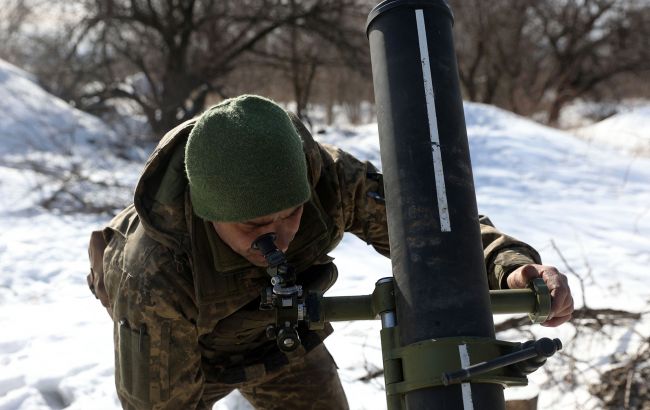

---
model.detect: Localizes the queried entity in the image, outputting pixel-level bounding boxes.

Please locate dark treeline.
[1,0,648,140]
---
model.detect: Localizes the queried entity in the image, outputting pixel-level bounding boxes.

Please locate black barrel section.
[367,1,505,408]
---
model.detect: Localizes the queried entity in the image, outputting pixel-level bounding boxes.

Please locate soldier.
[87,95,574,409]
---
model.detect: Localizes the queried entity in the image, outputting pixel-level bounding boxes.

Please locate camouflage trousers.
[203,344,349,410]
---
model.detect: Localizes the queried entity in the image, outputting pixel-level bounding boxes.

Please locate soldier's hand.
[507,264,574,327]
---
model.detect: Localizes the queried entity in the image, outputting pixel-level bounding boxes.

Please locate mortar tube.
[367,1,505,408]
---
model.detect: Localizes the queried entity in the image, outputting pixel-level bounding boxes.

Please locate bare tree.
[530,0,650,123]
[238,0,370,125]
[452,0,650,124]
[19,0,371,138]
[0,0,33,62]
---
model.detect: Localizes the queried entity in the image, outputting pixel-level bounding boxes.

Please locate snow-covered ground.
[573,106,650,157]
[560,99,650,157]
[1,59,649,409]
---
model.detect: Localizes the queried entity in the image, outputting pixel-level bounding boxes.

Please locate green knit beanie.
[185,95,311,222]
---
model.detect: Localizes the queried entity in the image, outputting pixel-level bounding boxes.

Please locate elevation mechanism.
[253,236,560,410]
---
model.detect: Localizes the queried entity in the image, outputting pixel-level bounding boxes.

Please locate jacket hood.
[132,112,323,253]
[133,119,195,253]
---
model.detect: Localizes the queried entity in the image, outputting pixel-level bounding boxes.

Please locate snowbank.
[0,59,113,156]
[0,59,143,214]
[574,106,650,156]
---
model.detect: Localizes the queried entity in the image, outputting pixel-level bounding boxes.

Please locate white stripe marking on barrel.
[415,9,451,232]
[459,344,475,410]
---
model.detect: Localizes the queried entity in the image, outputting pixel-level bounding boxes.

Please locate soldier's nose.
[275,237,290,253]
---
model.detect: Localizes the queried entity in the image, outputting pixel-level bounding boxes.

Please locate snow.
[573,106,650,156]
[1,58,649,409]
[0,59,144,215]
[0,59,111,157]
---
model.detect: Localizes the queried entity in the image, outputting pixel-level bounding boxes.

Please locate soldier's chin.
[247,254,268,267]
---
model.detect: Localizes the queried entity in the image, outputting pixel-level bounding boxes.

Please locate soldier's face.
[211,205,304,267]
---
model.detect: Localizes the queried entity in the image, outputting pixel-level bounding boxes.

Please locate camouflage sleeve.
[103,224,207,409]
[317,143,390,258]
[314,143,540,289]
[479,215,542,290]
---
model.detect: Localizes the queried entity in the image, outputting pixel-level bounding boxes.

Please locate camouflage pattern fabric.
[202,344,348,410]
[95,112,541,409]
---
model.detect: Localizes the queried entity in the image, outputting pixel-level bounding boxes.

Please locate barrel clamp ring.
[384,336,528,396]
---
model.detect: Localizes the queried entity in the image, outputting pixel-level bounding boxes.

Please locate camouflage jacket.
[98,113,541,409]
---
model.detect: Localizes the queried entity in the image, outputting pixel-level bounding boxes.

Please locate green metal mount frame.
[309,277,551,326]
[304,277,552,410]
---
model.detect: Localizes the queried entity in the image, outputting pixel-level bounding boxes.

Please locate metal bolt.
[265,325,277,339]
